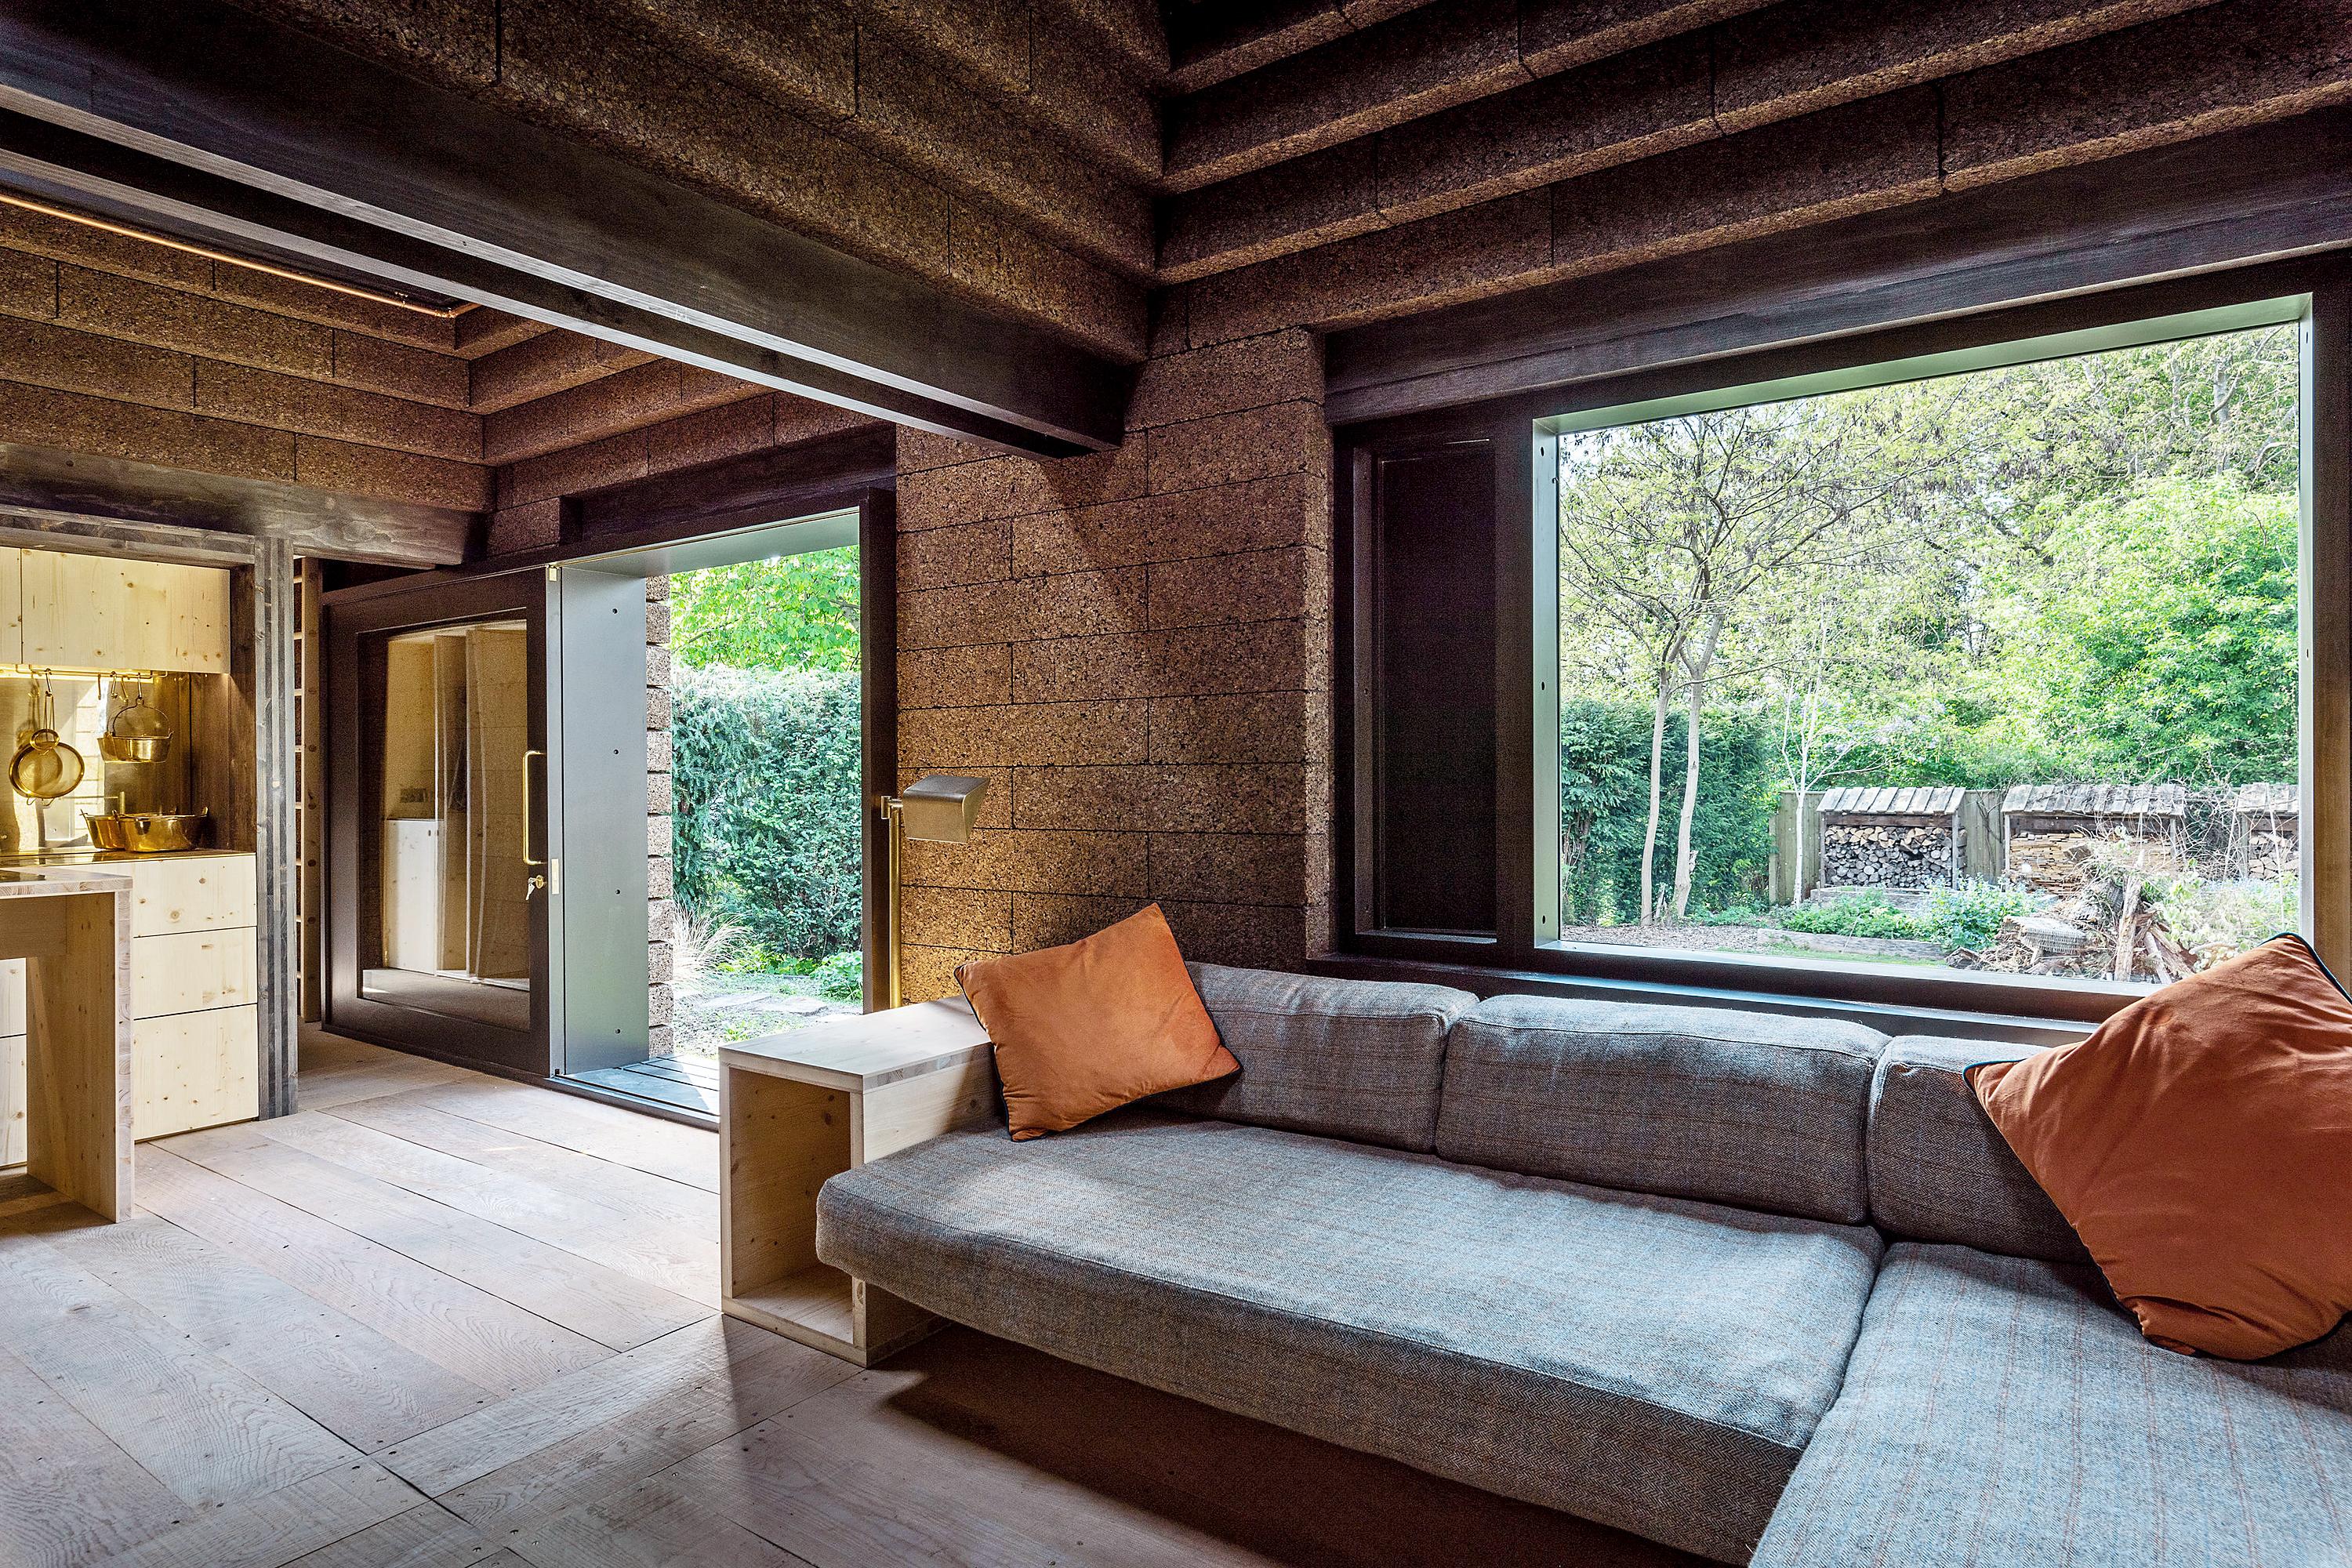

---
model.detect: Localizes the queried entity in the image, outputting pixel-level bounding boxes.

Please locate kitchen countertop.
[0,846,250,866]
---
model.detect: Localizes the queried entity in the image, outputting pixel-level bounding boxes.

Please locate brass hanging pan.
[10,672,84,800]
[99,675,172,763]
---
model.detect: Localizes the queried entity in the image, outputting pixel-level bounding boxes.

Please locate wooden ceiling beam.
[0,439,474,564]
[0,0,1132,457]
[1323,108,2352,425]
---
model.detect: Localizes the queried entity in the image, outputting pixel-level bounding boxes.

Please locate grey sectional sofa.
[814,964,2352,1566]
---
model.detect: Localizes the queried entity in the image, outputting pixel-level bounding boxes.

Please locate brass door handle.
[521,747,544,867]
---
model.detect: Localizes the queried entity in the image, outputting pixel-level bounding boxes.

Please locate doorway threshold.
[562,1054,719,1123]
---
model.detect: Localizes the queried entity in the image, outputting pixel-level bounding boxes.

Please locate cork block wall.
[889,327,1334,1001]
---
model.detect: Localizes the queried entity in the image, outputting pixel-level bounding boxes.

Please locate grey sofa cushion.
[1153,963,1475,1151]
[1867,1036,2089,1264]
[817,1111,1883,1565]
[1435,996,1888,1224]
[1754,1243,2352,1568]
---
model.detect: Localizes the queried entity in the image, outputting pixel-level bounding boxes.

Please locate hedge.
[671,663,862,962]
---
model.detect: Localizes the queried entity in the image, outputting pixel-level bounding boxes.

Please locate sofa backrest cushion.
[1867,1036,2089,1265]
[1435,996,1887,1224]
[1156,964,1477,1151]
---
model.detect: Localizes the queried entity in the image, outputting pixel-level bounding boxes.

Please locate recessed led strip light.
[0,191,474,319]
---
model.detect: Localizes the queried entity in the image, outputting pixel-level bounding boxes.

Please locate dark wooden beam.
[1325,107,2352,425]
[0,441,474,564]
[322,426,899,589]
[562,426,899,556]
[0,0,1131,457]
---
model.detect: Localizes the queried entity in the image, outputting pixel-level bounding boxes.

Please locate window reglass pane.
[1555,323,2301,984]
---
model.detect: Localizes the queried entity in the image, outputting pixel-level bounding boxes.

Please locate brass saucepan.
[99,677,172,764]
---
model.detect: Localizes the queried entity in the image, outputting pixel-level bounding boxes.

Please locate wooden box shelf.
[719,998,994,1366]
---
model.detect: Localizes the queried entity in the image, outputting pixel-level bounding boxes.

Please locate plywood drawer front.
[133,927,257,1019]
[134,1005,258,1141]
[0,1032,22,1167]
[129,855,257,937]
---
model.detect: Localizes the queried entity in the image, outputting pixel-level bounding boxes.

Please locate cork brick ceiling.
[0,198,871,554]
[229,0,2352,365]
[9,0,2350,532]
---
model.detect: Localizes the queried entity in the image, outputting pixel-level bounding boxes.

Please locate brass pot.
[84,811,209,853]
[98,735,168,763]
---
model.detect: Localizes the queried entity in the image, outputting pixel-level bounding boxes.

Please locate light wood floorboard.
[0,1033,1694,1568]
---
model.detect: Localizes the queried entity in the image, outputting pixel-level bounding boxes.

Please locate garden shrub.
[1773,892,1934,941]
[672,663,863,963]
[812,950,864,1001]
[1925,880,2038,950]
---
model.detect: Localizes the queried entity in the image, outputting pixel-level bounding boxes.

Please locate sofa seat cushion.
[1754,1243,2352,1568]
[817,1112,1884,1564]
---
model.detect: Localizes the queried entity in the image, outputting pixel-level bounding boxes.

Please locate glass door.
[325,573,553,1076]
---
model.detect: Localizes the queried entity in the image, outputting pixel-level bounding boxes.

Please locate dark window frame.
[1333,256,2352,1030]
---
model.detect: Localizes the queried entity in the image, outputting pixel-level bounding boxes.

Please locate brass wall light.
[879,774,989,1009]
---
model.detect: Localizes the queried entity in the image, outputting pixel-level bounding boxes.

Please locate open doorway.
[326,499,891,1123]
[557,506,887,1119]
[663,541,868,1053]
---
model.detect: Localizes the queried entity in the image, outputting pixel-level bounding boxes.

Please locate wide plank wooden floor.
[0,1032,1697,1568]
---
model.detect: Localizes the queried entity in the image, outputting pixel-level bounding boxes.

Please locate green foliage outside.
[669,545,867,985]
[671,662,863,969]
[1923,882,2038,950]
[670,548,858,673]
[1560,699,1776,924]
[1558,324,2303,951]
[1774,893,1934,941]
[1766,883,2039,949]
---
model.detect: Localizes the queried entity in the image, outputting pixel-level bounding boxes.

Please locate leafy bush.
[2142,873,2299,966]
[1774,892,1933,941]
[812,950,864,1001]
[1925,880,2038,950]
[672,663,862,964]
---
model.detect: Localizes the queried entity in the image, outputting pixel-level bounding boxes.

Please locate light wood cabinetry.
[0,853,260,1163]
[6,548,230,673]
[720,1000,996,1366]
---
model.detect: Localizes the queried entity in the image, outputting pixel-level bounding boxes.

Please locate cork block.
[899,828,1151,897]
[1146,546,1323,630]
[1943,0,2352,189]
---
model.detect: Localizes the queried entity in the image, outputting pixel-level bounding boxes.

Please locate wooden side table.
[719,998,994,1366]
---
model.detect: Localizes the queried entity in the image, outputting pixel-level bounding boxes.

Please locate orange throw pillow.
[1973,935,2352,1359]
[956,904,1237,1141]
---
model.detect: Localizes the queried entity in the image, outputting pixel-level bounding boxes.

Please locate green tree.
[669,546,859,672]
[2001,477,2297,784]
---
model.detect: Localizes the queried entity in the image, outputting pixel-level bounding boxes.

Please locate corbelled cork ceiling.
[227,0,2348,365]
[9,0,2348,538]
[0,198,869,558]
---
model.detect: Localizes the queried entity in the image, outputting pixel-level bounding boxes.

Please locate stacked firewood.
[1820,823,1951,888]
[2245,827,2297,882]
[1947,855,2196,982]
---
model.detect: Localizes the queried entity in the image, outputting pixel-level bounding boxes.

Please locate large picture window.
[1549,316,2303,987]
[1333,267,2352,1029]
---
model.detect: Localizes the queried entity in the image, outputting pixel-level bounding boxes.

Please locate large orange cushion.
[956,904,1237,1141]
[1973,934,2352,1359]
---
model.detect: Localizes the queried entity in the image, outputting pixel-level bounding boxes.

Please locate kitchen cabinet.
[0,852,260,1162]
[10,548,231,673]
